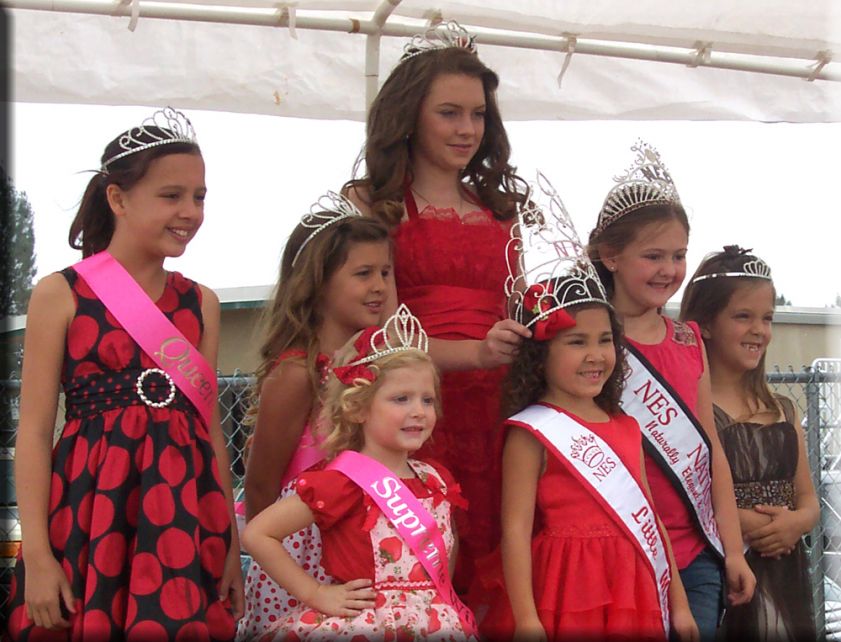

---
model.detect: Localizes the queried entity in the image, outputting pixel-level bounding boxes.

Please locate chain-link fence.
[2,363,841,637]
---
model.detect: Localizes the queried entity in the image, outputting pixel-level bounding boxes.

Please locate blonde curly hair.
[320,335,441,459]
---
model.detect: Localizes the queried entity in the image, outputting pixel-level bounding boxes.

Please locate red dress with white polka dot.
[6,268,235,642]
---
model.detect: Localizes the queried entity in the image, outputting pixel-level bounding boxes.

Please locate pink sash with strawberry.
[327,451,478,636]
[73,251,217,426]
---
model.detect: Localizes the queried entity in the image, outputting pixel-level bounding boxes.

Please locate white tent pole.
[7,0,839,82]
[365,0,402,109]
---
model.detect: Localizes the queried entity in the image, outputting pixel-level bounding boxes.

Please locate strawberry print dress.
[5,268,235,642]
[258,459,474,642]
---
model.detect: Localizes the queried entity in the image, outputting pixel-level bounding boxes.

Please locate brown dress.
[715,397,816,642]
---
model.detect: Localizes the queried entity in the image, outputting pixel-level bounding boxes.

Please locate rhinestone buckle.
[135,368,176,408]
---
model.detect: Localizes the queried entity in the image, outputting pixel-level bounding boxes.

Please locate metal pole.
[806,366,827,638]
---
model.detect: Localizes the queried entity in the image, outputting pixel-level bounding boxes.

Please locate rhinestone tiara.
[594,140,681,236]
[291,191,364,267]
[101,107,198,173]
[398,20,477,65]
[348,304,429,366]
[690,255,772,284]
[506,172,609,329]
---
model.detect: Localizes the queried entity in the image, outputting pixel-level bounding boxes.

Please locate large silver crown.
[349,304,429,366]
[594,140,681,235]
[398,20,477,65]
[506,172,609,329]
[291,191,364,267]
[101,107,197,172]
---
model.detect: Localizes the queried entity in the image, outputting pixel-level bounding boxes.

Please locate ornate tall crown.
[690,246,773,284]
[398,20,477,65]
[333,305,429,384]
[594,140,681,235]
[291,191,364,267]
[101,107,197,172]
[506,172,609,339]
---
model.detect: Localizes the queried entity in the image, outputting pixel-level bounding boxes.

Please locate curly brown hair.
[503,302,628,418]
[320,341,442,459]
[343,47,529,225]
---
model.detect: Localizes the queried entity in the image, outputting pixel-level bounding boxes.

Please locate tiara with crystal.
[333,305,429,384]
[594,140,681,236]
[506,172,609,336]
[398,20,477,65]
[101,107,197,173]
[690,247,772,284]
[291,191,364,267]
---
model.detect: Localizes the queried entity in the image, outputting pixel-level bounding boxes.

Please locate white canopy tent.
[7,0,841,122]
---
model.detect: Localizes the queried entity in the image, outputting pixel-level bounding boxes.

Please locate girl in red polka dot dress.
[6,108,244,641]
[237,194,392,640]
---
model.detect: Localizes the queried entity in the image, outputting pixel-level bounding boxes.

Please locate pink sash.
[327,451,477,636]
[73,251,217,426]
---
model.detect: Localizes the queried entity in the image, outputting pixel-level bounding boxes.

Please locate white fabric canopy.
[8,0,841,121]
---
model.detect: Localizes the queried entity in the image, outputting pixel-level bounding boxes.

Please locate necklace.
[411,185,465,214]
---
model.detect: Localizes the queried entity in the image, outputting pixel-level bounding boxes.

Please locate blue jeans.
[678,548,723,642]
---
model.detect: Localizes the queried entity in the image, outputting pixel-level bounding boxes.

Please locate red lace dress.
[393,192,512,587]
[481,410,665,641]
[6,268,235,642]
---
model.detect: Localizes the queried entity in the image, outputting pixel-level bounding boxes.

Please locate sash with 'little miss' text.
[508,404,671,637]
[73,251,217,426]
[327,451,477,637]
[622,343,724,560]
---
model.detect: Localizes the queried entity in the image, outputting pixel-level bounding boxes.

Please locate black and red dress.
[6,268,235,641]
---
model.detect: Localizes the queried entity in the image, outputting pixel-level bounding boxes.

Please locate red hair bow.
[523,283,576,341]
[332,326,379,385]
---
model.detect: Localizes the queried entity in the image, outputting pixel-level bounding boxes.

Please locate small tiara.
[690,258,772,284]
[291,191,364,267]
[101,107,197,173]
[594,140,680,235]
[506,172,609,330]
[348,304,428,366]
[398,20,477,65]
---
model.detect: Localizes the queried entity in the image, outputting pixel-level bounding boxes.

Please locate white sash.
[509,405,670,637]
[622,345,724,559]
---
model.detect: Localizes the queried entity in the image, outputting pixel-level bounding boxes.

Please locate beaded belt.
[64,369,194,418]
[733,479,795,510]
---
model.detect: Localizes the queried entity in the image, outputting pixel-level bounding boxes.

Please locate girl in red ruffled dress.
[242,307,475,641]
[344,21,531,591]
[237,195,392,639]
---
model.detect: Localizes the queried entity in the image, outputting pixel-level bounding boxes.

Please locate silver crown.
[594,140,681,235]
[101,107,197,172]
[398,20,477,65]
[690,257,773,284]
[349,304,429,366]
[506,172,609,329]
[291,191,364,267]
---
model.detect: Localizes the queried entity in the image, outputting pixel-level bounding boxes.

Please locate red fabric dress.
[481,408,665,642]
[6,268,234,642]
[393,191,512,587]
[258,459,473,642]
[626,317,707,569]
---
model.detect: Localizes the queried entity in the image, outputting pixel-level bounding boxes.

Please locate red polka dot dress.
[5,268,235,642]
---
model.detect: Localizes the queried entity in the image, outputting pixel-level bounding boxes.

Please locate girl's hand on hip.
[24,552,76,630]
[478,320,532,368]
[308,578,377,617]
